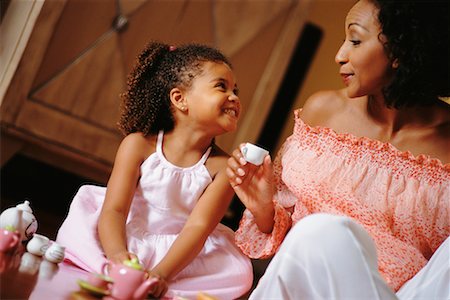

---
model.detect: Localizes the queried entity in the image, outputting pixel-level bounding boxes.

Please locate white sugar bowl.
[44,242,65,263]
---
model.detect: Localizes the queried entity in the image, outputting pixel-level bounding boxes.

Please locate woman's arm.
[149,164,234,281]
[226,146,275,233]
[98,133,149,264]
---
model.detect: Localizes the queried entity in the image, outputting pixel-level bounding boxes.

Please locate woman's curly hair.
[372,0,450,108]
[118,42,232,136]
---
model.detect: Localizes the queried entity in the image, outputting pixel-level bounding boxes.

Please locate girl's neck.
[160,128,214,167]
[166,127,214,149]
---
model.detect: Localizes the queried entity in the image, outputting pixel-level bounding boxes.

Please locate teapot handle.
[101,260,112,276]
[10,233,19,248]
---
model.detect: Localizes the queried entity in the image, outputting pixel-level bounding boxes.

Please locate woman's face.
[335,0,394,98]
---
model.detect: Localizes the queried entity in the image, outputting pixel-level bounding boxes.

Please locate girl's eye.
[233,88,239,96]
[350,40,361,46]
[216,82,226,89]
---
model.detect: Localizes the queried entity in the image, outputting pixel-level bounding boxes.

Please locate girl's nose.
[335,43,348,65]
[228,93,239,102]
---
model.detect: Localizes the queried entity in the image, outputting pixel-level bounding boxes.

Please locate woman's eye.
[350,40,361,46]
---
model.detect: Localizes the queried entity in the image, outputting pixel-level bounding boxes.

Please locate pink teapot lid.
[123,257,143,270]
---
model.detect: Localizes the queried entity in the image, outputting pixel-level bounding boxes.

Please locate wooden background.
[1,0,311,184]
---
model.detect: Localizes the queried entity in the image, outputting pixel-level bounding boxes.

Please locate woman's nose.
[335,43,348,65]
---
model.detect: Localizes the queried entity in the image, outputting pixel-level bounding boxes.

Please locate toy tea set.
[0,201,65,265]
[77,257,159,299]
[78,258,219,300]
[0,202,210,299]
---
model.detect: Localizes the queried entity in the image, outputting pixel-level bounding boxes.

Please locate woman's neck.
[366,94,448,135]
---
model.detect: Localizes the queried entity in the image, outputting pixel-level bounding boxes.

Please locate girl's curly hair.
[118,42,232,136]
[372,0,450,108]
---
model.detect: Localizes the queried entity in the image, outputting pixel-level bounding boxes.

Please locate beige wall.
[275,0,355,153]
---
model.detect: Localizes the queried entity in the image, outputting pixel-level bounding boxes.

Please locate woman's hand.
[226,145,275,232]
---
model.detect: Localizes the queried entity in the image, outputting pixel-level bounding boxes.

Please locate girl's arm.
[149,162,234,282]
[98,133,149,264]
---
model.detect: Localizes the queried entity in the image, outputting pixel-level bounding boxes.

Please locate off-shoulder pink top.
[235,109,450,291]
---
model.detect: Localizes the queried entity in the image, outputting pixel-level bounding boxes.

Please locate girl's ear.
[170,87,188,112]
[392,58,399,69]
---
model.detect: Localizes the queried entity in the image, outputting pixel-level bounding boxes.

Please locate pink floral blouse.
[235,109,449,291]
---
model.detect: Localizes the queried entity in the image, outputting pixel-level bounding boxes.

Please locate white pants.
[249,214,449,300]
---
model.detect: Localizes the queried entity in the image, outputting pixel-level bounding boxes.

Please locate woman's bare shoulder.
[298,89,349,127]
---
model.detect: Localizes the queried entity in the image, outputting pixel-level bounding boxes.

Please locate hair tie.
[169,45,176,52]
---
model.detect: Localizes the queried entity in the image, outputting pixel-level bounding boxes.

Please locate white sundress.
[56,131,253,299]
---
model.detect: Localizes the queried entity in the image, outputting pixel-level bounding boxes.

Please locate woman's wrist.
[251,202,275,233]
[249,200,274,218]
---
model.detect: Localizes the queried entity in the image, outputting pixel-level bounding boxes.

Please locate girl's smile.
[184,61,241,133]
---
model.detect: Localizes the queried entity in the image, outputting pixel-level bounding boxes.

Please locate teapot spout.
[133,278,158,300]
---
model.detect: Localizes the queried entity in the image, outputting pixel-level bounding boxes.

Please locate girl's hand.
[108,250,138,265]
[226,144,275,230]
[147,271,168,298]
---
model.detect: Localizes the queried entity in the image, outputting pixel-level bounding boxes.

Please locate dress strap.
[198,145,212,166]
[156,130,212,168]
[156,130,164,156]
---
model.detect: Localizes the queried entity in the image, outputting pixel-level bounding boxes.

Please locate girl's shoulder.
[205,144,230,178]
[119,132,157,161]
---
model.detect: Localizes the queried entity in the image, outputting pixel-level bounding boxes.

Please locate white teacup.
[26,234,50,256]
[241,143,269,166]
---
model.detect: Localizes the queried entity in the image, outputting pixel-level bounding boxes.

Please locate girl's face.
[335,0,394,98]
[184,61,240,134]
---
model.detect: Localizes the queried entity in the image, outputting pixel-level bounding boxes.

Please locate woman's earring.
[180,106,187,111]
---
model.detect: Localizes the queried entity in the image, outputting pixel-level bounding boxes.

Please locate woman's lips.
[340,73,353,85]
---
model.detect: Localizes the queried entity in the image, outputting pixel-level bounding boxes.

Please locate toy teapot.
[0,225,20,252]
[103,258,158,300]
[0,201,38,241]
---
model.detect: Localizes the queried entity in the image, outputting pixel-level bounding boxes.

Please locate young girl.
[56,42,253,299]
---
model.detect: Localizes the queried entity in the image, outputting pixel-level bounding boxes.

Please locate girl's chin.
[223,123,238,133]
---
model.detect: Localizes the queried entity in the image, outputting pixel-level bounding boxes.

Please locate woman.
[227,0,449,299]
